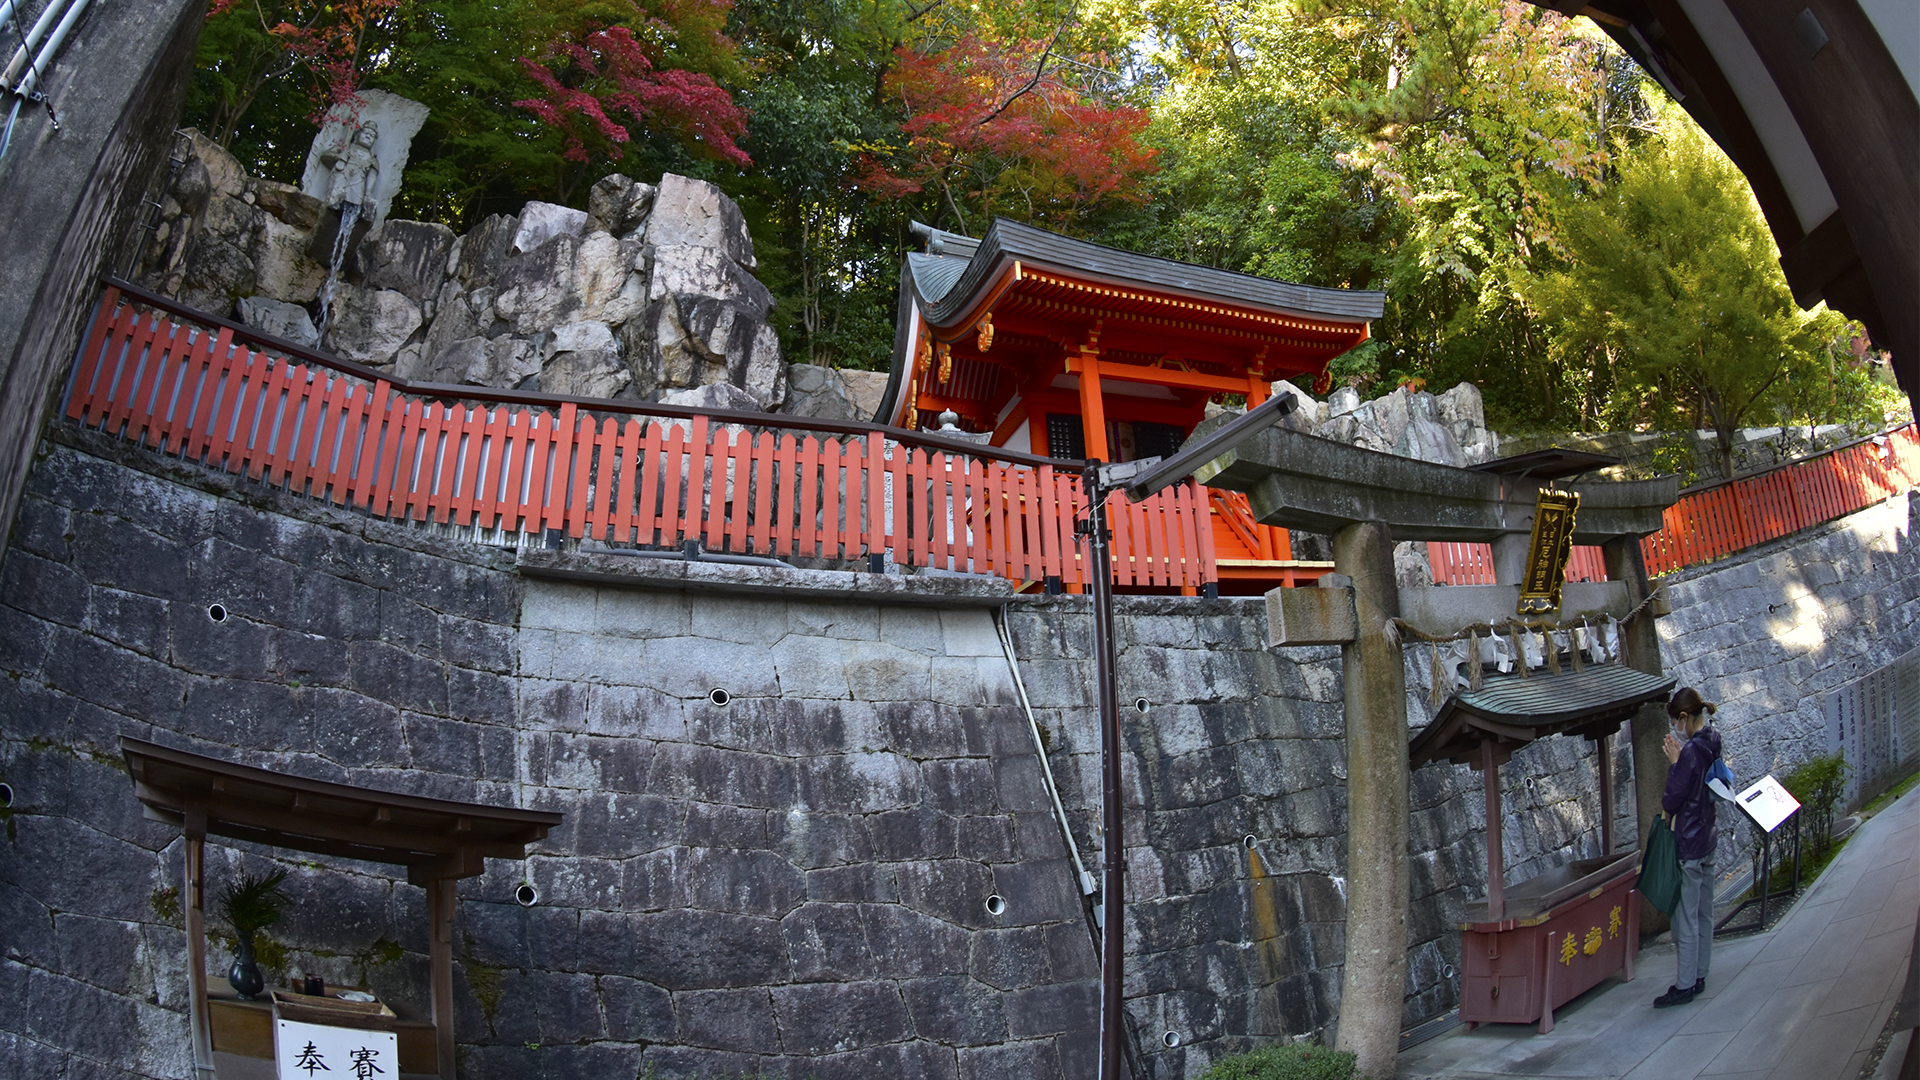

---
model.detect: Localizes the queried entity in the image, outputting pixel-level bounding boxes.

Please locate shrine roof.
[907,219,1386,328]
[1408,666,1676,769]
[906,252,970,304]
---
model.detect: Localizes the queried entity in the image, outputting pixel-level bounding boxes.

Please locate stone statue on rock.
[321,120,379,220]
[301,91,427,275]
[298,90,428,228]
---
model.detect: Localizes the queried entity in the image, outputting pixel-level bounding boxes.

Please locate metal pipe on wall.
[1,0,75,89]
[11,0,93,97]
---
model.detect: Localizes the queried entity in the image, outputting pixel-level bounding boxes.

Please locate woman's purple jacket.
[1663,725,1723,861]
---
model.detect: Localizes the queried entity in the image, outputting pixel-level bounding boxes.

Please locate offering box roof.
[123,737,561,880]
[1409,666,1677,770]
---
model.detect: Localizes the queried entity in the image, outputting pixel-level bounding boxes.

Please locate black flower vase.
[228,933,265,1000]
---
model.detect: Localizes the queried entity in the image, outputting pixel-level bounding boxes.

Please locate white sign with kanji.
[275,1018,398,1080]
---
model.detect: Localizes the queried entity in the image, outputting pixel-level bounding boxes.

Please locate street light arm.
[1122,391,1297,501]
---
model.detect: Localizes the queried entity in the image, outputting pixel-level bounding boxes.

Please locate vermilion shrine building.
[875,220,1386,592]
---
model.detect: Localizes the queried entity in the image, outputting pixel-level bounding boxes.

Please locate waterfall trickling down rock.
[314,201,359,338]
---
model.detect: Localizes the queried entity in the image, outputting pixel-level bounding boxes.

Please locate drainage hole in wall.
[1163,1031,1181,1048]
[708,688,731,707]
[1242,834,1258,850]
[0,783,12,808]
[1133,697,1150,714]
[1442,964,1457,980]
[206,604,227,623]
[984,894,1006,917]
[515,883,539,907]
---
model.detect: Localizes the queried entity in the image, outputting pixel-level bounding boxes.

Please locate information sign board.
[1731,775,1801,833]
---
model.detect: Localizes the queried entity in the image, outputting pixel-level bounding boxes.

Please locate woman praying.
[1655,686,1723,1008]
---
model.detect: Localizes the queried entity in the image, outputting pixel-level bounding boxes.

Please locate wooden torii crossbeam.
[1194,423,1680,1077]
[122,738,562,1080]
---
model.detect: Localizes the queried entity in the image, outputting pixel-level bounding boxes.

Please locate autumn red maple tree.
[859,34,1157,231]
[514,4,749,170]
[260,0,403,118]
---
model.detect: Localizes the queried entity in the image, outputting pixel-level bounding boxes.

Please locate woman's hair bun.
[1668,686,1717,718]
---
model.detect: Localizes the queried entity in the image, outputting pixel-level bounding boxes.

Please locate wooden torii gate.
[1196,425,1679,1079]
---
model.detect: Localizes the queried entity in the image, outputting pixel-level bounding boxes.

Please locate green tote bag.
[1639,816,1683,915]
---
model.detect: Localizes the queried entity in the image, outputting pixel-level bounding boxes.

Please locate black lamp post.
[1080,393,1297,1080]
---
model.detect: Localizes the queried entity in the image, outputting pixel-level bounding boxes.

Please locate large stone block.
[586,173,656,238]
[600,975,675,1042]
[358,219,456,302]
[455,213,518,287]
[627,909,786,990]
[645,173,757,270]
[320,284,421,366]
[902,975,1009,1047]
[862,905,970,977]
[537,320,628,399]
[235,296,319,347]
[770,981,913,1055]
[675,987,778,1050]
[574,231,648,325]
[512,201,589,255]
[780,902,875,981]
[493,233,583,334]
[782,363,859,421]
[250,217,326,304]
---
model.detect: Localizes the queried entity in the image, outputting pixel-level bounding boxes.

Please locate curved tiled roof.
[908,218,1386,326]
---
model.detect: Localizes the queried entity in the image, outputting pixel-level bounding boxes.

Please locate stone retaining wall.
[1653,491,1920,869]
[15,426,1909,1078]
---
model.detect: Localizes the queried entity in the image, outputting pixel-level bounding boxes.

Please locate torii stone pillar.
[1198,429,1679,1079]
[1330,520,1409,1077]
[1604,535,1672,934]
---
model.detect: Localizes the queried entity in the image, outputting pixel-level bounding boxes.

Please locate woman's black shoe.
[1692,978,1705,995]
[1653,984,1696,1008]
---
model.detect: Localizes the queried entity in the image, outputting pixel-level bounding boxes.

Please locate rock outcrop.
[1272,379,1501,467]
[137,144,795,411]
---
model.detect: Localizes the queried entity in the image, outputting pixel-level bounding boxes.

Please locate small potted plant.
[218,868,288,1000]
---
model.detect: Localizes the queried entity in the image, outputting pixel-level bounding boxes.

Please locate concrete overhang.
[1197,425,1680,543]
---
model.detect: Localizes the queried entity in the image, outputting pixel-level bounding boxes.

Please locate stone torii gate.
[1197,426,1679,1079]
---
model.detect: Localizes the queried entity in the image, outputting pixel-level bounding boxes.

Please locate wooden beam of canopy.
[1066,355,1265,395]
[1197,422,1680,544]
[123,737,560,881]
[122,737,562,1080]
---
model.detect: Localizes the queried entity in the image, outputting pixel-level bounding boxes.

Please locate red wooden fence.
[1638,426,1920,575]
[1427,542,1609,586]
[60,285,1920,590]
[1427,424,1920,585]
[63,286,1218,590]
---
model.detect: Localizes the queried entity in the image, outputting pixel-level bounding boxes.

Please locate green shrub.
[1782,751,1850,858]
[1196,1043,1358,1080]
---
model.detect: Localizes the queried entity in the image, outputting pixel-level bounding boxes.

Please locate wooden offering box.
[1458,851,1641,1032]
[205,980,438,1079]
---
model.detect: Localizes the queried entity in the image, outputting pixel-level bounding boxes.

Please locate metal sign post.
[1081,460,1126,1080]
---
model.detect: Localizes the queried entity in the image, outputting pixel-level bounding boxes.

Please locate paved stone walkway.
[1398,784,1920,1080]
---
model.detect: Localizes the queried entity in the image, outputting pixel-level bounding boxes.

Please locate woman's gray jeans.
[1673,856,1716,986]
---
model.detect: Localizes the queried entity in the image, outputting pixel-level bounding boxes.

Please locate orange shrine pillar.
[1077,350,1109,461]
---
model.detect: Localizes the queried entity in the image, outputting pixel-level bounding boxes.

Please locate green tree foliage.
[186,0,749,221]
[184,0,1891,422]
[1515,108,1859,475]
